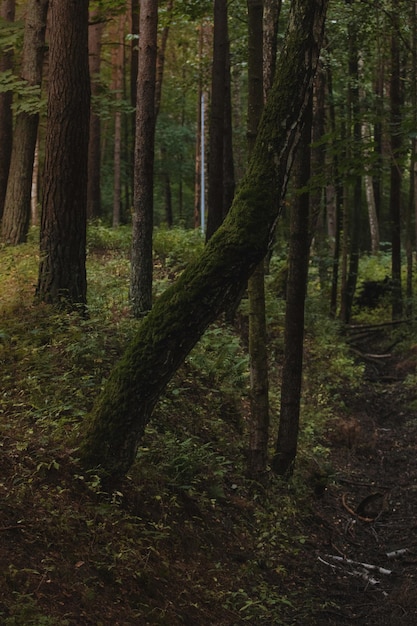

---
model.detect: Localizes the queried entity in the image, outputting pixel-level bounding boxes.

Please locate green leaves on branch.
[0,70,45,115]
[91,89,134,121]
[0,16,23,53]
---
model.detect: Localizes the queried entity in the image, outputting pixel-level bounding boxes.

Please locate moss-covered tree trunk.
[79,0,329,479]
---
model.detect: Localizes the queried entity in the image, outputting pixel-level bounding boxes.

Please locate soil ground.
[302,325,417,625]
[1,310,417,625]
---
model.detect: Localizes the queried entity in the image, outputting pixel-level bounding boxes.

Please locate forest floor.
[303,324,417,625]
[2,313,416,625]
[1,233,417,624]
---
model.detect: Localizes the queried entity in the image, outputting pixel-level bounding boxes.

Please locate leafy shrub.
[153,226,204,270]
[86,222,131,254]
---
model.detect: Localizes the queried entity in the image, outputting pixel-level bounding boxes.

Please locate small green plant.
[187,325,249,392]
[3,593,69,626]
[153,226,204,269]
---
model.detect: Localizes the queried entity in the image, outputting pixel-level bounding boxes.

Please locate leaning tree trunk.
[1,0,48,245]
[35,0,90,310]
[78,0,329,479]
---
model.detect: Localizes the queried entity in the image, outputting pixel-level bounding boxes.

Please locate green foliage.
[138,431,231,496]
[1,593,68,626]
[0,70,45,115]
[172,0,212,21]
[87,222,131,253]
[2,224,413,624]
[0,16,24,53]
[153,226,204,269]
[187,325,249,392]
[91,88,134,121]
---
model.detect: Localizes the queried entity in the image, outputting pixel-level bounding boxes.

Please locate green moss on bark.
[79,0,329,478]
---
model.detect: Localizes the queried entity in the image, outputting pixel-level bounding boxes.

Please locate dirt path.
[304,330,417,624]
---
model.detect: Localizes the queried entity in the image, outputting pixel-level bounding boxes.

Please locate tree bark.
[407,0,417,316]
[205,0,228,240]
[246,0,269,478]
[1,0,48,245]
[390,0,403,320]
[340,16,361,324]
[327,63,343,319]
[78,0,329,479]
[263,0,281,98]
[272,97,312,477]
[87,8,104,221]
[155,0,173,118]
[130,0,158,316]
[112,13,126,228]
[35,0,90,310]
[0,0,15,221]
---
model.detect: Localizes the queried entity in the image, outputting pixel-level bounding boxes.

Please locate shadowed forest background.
[1,0,417,624]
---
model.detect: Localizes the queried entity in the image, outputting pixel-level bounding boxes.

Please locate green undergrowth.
[0,225,395,625]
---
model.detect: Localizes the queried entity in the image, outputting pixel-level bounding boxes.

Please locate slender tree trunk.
[263,0,281,98]
[358,51,379,253]
[154,0,173,118]
[222,39,235,218]
[362,119,379,253]
[35,0,90,310]
[194,28,203,230]
[130,0,139,192]
[407,0,417,316]
[0,0,15,221]
[373,7,384,222]
[112,13,127,228]
[205,0,228,240]
[78,0,329,479]
[272,97,312,478]
[310,61,327,291]
[130,0,158,316]
[1,0,48,245]
[246,0,269,478]
[340,17,361,324]
[31,138,39,225]
[327,63,343,318]
[87,9,103,220]
[193,22,210,230]
[390,0,403,320]
[156,0,174,227]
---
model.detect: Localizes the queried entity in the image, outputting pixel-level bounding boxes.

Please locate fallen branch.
[325,554,392,576]
[386,548,408,559]
[342,493,375,523]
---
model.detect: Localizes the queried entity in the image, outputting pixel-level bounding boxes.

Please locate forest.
[1,0,417,624]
